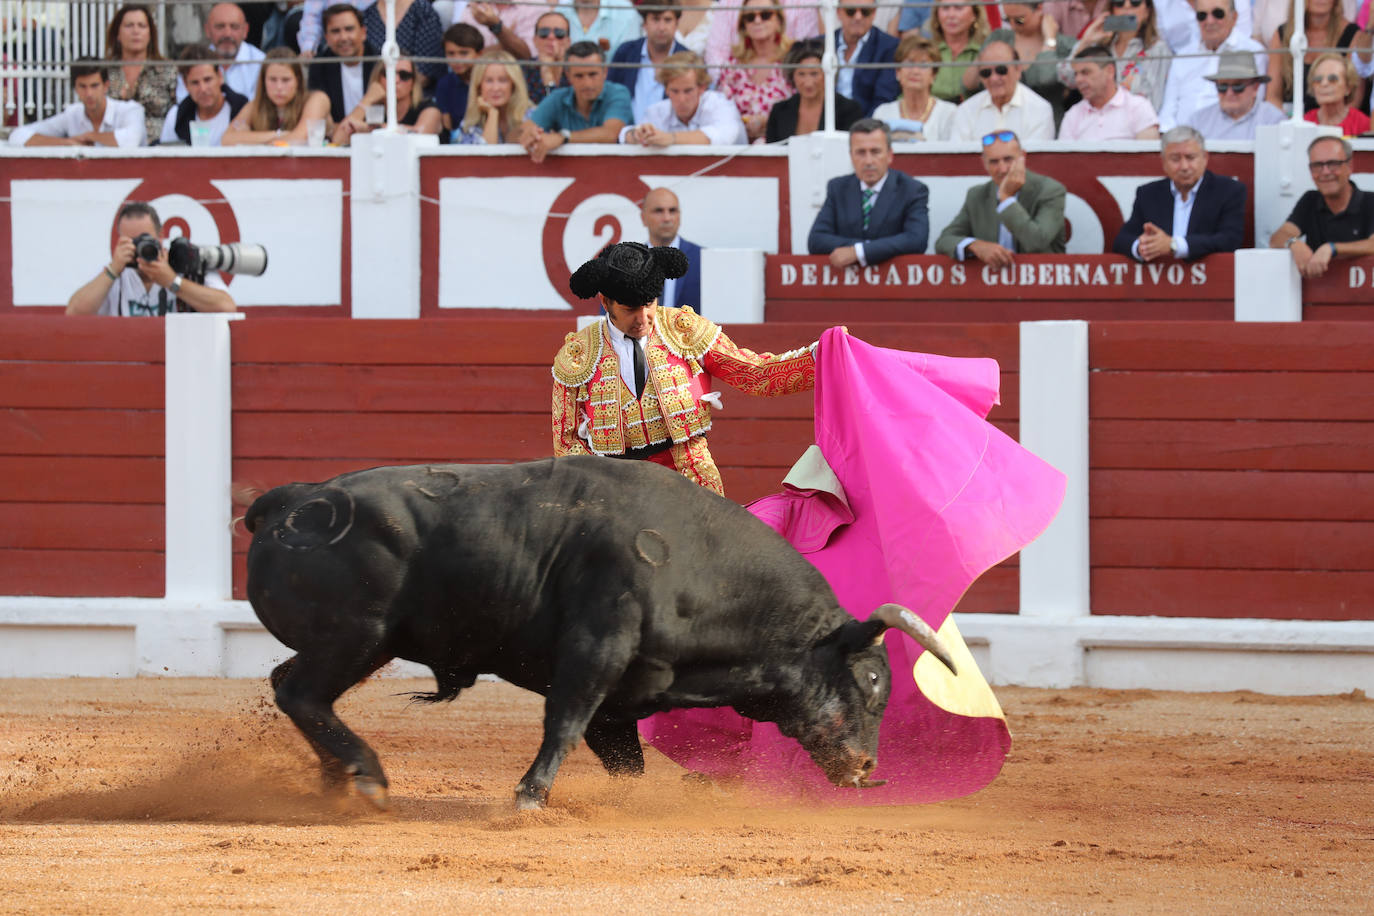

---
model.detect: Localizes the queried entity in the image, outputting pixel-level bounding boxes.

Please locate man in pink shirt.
[1058,44,1160,140]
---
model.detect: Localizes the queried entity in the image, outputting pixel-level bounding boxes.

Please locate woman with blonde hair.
[717,0,793,141]
[1303,52,1370,134]
[105,4,176,145]
[457,50,531,144]
[928,1,990,103]
[223,47,332,145]
[1267,0,1360,112]
[872,35,958,140]
[331,52,443,145]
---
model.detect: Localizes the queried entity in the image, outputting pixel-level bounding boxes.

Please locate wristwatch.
[489,19,503,35]
[1285,235,1303,248]
[168,274,184,295]
[559,128,571,141]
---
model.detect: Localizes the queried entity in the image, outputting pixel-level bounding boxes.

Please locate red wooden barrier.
[1088,322,1374,621]
[0,316,165,596]
[765,254,1235,322]
[1303,255,1374,321]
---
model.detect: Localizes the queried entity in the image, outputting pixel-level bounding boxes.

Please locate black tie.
[632,337,646,397]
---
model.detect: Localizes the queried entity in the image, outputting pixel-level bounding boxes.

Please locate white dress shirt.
[8,99,146,147]
[853,171,889,267]
[834,27,873,101]
[1158,30,1267,130]
[948,83,1056,142]
[175,42,265,102]
[604,316,647,395]
[1130,174,1207,261]
[619,89,747,145]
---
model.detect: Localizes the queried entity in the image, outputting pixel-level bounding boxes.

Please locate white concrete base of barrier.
[2,598,1370,696]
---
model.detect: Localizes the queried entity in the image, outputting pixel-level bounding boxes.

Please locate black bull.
[245,457,955,809]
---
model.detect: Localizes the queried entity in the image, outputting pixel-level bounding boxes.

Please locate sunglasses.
[1311,72,1344,84]
[1196,7,1227,20]
[1309,157,1350,172]
[1112,0,1145,7]
[979,64,1010,78]
[1009,15,1028,24]
[981,130,1016,145]
[1214,81,1253,93]
[535,27,568,38]
[842,5,875,16]
[394,70,414,81]
[740,9,775,24]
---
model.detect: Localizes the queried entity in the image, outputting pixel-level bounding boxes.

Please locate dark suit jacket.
[934,170,1067,256]
[1111,171,1247,260]
[835,26,901,116]
[607,37,689,96]
[668,237,702,315]
[765,92,864,143]
[807,168,930,263]
[308,43,380,123]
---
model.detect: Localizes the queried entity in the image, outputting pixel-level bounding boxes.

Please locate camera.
[168,237,269,283]
[131,232,162,262]
[1104,13,1138,31]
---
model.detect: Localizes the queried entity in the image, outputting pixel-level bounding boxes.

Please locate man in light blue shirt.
[608,4,688,126]
[522,41,634,162]
[556,0,643,55]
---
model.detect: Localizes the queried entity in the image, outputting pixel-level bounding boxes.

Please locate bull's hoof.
[513,783,548,810]
[354,775,390,810]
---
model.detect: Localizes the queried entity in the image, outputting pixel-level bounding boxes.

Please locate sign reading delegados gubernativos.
[773,257,1215,294]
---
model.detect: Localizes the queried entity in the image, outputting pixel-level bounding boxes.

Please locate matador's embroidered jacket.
[551,306,815,494]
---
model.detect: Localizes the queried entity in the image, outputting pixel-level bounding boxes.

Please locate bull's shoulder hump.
[656,306,721,361]
[552,322,604,388]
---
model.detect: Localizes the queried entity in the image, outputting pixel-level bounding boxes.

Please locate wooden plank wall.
[228,319,1022,612]
[1088,322,1374,621]
[0,316,165,596]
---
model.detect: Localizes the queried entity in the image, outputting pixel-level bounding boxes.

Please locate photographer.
[67,202,237,316]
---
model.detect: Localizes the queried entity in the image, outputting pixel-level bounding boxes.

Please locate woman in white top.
[676,0,716,56]
[872,35,958,141]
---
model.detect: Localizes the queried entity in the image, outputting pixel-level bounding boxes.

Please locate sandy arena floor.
[1,676,1371,914]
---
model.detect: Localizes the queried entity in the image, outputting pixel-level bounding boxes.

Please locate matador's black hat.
[569,241,689,308]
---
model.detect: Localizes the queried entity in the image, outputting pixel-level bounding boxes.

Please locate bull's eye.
[868,671,880,689]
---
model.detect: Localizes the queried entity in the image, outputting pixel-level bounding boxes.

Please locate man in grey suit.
[808,118,930,268]
[935,130,1067,266]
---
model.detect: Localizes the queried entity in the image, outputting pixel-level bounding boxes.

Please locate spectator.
[928,2,992,104]
[1154,0,1256,52]
[435,23,485,135]
[640,187,703,312]
[807,119,930,267]
[947,40,1056,140]
[1185,50,1285,138]
[308,4,380,123]
[718,0,794,142]
[8,59,145,147]
[897,0,933,38]
[105,4,177,146]
[935,129,1067,264]
[456,50,533,143]
[703,0,821,71]
[979,2,1076,127]
[66,201,235,316]
[1112,125,1246,262]
[832,0,901,116]
[459,0,541,61]
[520,41,633,162]
[873,35,958,140]
[224,47,332,143]
[1270,135,1374,277]
[524,11,574,105]
[262,0,306,51]
[1066,0,1172,114]
[676,0,716,56]
[1058,44,1160,139]
[1042,0,1112,42]
[556,0,645,54]
[363,0,446,87]
[332,52,443,144]
[1303,53,1370,135]
[622,50,747,145]
[161,45,250,146]
[177,3,266,103]
[766,40,864,142]
[1266,0,1359,113]
[296,0,373,57]
[609,3,688,125]
[1158,0,1266,130]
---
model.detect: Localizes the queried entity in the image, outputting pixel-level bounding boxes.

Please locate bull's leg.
[271,650,394,809]
[583,713,645,777]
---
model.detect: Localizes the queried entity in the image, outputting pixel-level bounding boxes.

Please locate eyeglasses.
[1112,0,1145,6]
[1311,72,1344,85]
[1309,157,1351,172]
[535,27,568,38]
[740,9,776,24]
[1196,7,1227,20]
[978,64,1010,78]
[395,70,414,81]
[842,5,875,16]
[981,130,1016,145]
[1214,81,1252,93]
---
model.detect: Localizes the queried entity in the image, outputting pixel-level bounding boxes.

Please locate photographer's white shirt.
[98,267,228,316]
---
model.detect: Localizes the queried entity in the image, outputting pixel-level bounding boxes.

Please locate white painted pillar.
[702,249,765,324]
[1234,249,1302,321]
[786,131,853,254]
[1017,320,1090,619]
[349,132,438,318]
[164,312,243,601]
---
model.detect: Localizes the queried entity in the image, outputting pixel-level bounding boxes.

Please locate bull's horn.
[872,603,958,676]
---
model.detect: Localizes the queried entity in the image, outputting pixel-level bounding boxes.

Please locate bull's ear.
[820,618,888,654]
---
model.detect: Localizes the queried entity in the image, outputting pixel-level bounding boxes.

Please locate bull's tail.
[406,666,478,705]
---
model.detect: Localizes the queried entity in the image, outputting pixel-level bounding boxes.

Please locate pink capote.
[639,328,1067,804]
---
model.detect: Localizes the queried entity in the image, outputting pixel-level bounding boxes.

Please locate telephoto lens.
[132,233,161,262]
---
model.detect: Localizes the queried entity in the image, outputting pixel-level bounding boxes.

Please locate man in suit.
[1112,125,1246,262]
[641,187,703,314]
[808,119,930,268]
[935,130,1066,266]
[833,0,900,116]
[307,3,378,124]
[609,4,688,126]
